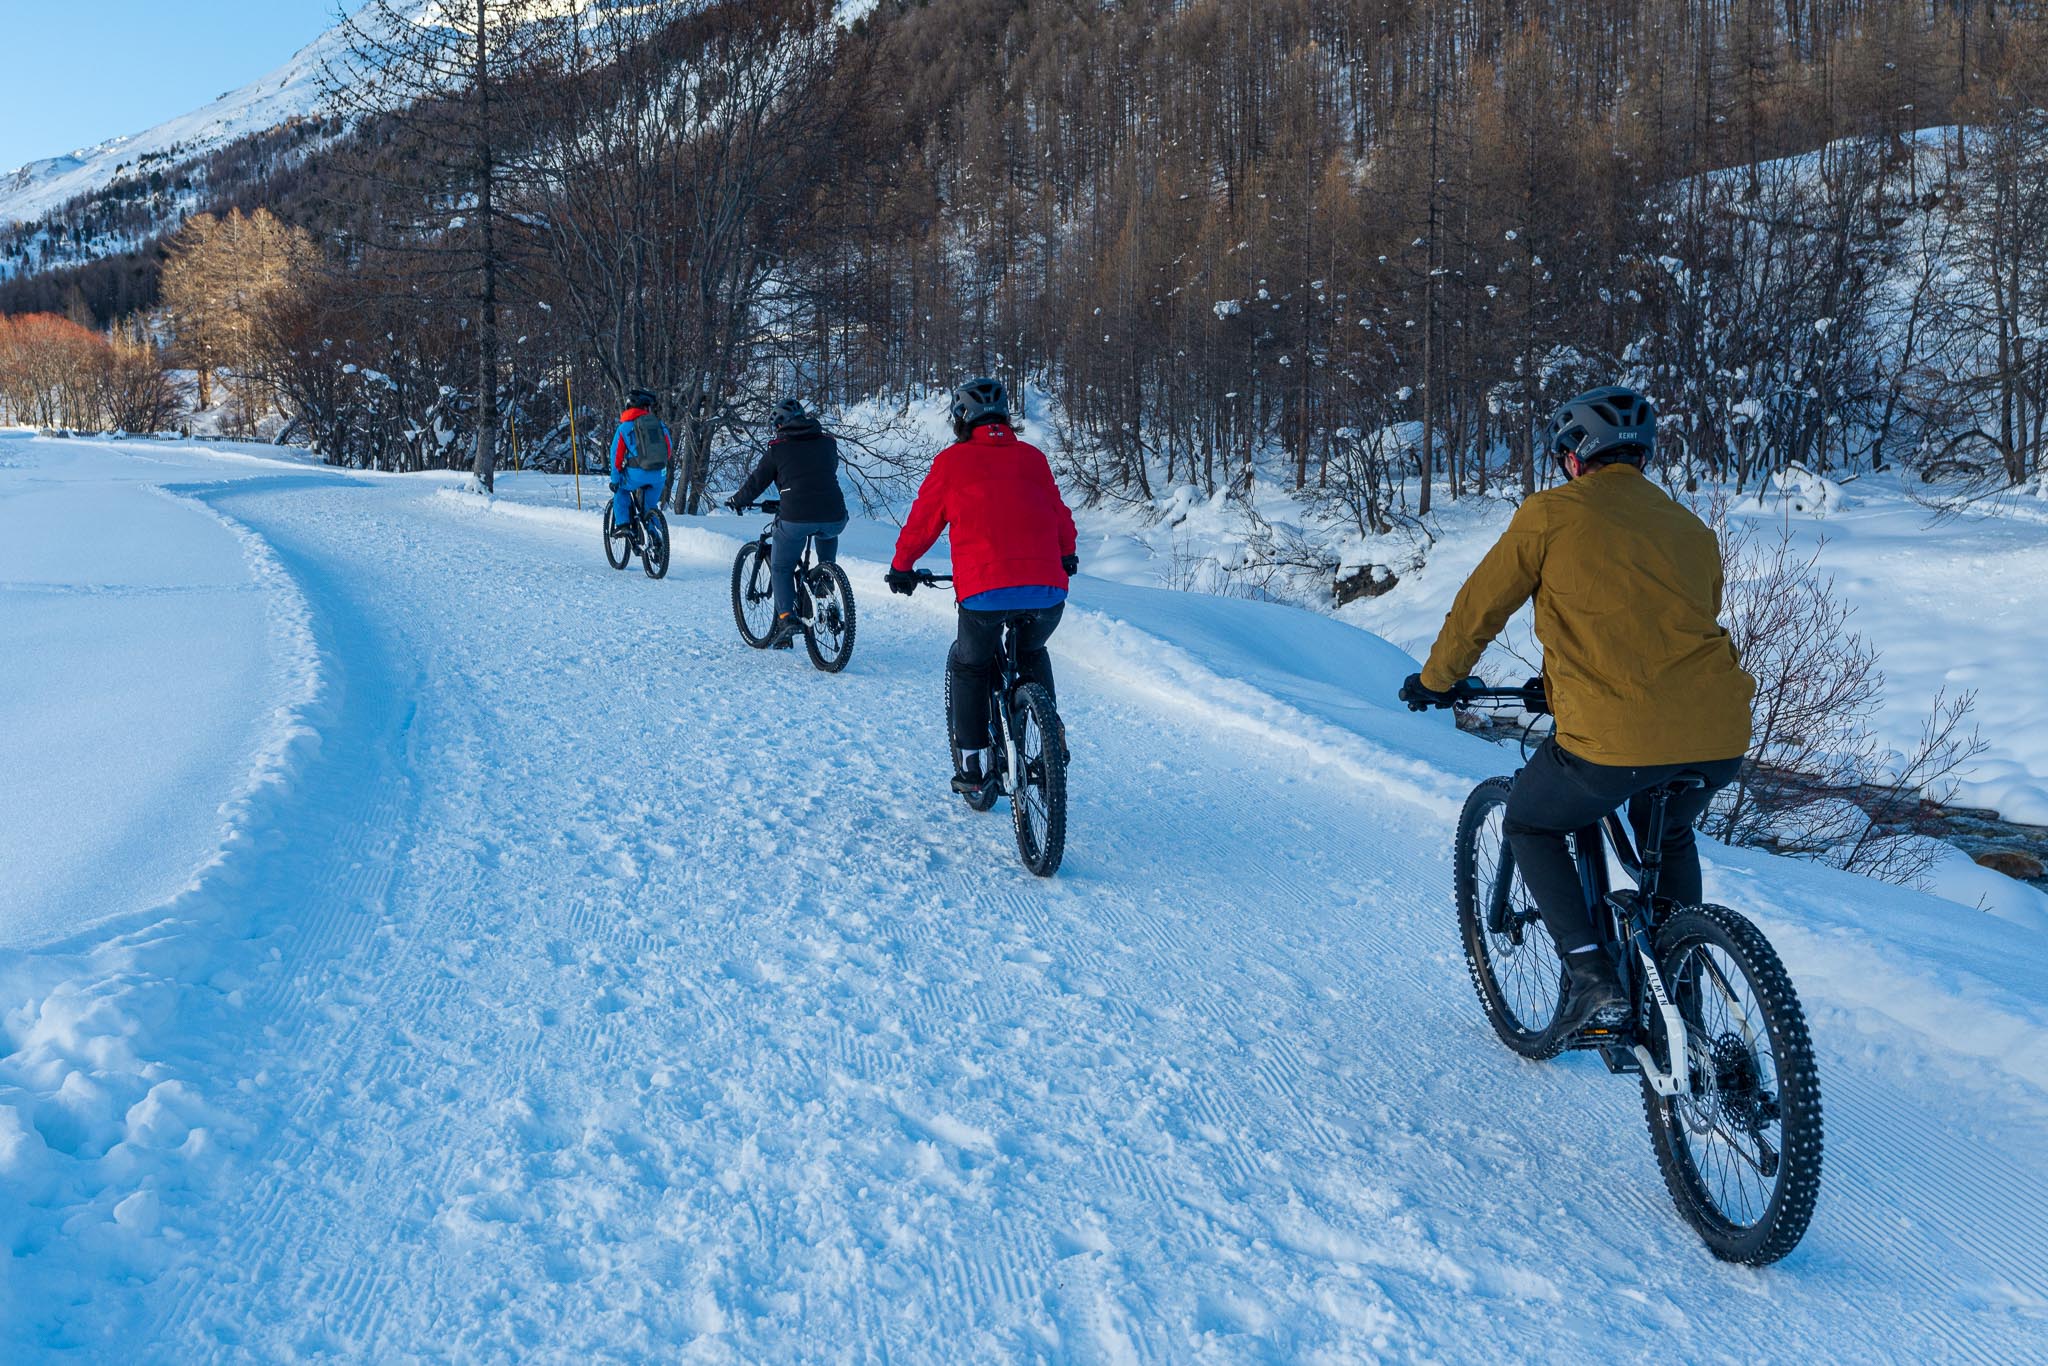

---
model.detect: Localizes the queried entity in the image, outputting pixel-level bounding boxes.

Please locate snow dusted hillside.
[0,18,356,231]
[2,431,2045,1358]
[1,0,884,249]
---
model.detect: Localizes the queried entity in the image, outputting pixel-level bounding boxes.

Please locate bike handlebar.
[1406,679,1548,712]
[914,570,953,585]
[740,499,780,514]
[1457,686,1543,706]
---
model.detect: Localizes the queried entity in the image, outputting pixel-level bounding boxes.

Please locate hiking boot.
[768,612,804,649]
[1551,951,1629,1038]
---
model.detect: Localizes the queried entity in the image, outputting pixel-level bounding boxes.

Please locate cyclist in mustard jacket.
[1402,387,1756,1036]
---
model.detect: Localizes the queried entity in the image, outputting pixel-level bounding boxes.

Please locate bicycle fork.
[994,690,1025,794]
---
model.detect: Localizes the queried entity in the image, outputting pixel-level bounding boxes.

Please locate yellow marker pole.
[508,412,521,472]
[566,374,581,510]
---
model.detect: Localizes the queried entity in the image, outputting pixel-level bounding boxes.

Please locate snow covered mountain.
[0,14,365,231]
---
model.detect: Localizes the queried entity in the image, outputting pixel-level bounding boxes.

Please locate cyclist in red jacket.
[887,378,1079,796]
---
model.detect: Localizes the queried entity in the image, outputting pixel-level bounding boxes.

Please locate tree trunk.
[471,0,499,493]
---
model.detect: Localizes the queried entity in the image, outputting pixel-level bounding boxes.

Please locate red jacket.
[892,424,1078,600]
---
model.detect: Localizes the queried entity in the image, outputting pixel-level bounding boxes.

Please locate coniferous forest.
[3,0,2046,514]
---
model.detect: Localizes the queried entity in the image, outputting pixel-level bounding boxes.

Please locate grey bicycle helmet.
[949,377,1010,439]
[1544,386,1655,472]
[625,386,659,411]
[771,398,810,432]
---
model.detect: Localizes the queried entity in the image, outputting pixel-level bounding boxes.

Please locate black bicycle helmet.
[771,398,809,432]
[1544,385,1655,472]
[949,377,1010,439]
[626,386,658,411]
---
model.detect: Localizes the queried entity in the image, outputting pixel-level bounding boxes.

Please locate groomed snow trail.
[7,445,2047,1361]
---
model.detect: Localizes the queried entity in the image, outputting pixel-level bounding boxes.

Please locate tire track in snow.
[60,475,2048,1362]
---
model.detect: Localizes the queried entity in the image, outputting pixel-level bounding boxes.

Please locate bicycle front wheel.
[730,543,774,646]
[1642,903,1823,1265]
[1008,683,1067,877]
[602,503,630,570]
[803,563,857,673]
[641,510,670,580]
[1454,777,1566,1059]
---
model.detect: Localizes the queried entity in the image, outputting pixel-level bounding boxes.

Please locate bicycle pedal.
[1566,1022,1635,1050]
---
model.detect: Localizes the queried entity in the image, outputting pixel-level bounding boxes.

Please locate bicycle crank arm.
[1629,946,1694,1098]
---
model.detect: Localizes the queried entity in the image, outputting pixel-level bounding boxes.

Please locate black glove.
[1522,675,1551,715]
[885,567,920,596]
[724,496,743,514]
[607,476,621,494]
[1400,672,1475,711]
[1061,553,1080,575]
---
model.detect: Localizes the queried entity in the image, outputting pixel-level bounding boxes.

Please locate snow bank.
[0,437,330,1333]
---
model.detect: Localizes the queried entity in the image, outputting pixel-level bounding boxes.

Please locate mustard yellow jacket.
[1420,464,1754,767]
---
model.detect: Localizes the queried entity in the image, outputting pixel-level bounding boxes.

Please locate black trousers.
[1503,739,1742,955]
[948,603,1063,748]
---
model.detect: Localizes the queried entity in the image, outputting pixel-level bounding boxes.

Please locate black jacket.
[734,424,849,523]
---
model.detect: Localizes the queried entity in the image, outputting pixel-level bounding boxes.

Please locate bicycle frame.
[1579,803,1693,1098]
[991,617,1032,794]
[1461,685,1694,1096]
[745,503,818,617]
[914,571,1037,796]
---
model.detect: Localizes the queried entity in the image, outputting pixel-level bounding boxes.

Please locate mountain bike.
[914,571,1067,877]
[729,500,856,672]
[1421,681,1822,1265]
[603,484,670,579]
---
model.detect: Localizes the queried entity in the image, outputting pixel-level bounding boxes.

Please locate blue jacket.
[611,407,673,477]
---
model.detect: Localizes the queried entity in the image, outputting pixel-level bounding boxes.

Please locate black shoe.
[1551,955,1629,1038]
[951,751,995,797]
[768,612,803,649]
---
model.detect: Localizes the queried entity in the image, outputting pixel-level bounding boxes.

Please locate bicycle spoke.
[1668,938,1787,1229]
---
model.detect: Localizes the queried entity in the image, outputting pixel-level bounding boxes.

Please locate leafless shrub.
[1704,509,1986,886]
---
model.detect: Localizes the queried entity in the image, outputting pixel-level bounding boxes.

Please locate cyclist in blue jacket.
[609,388,672,542]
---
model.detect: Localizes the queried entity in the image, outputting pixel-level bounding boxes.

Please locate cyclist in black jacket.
[728,400,852,648]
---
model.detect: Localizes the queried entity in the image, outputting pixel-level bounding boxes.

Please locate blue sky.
[1,1,344,173]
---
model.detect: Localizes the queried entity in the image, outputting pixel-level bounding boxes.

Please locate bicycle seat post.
[1637,789,1670,903]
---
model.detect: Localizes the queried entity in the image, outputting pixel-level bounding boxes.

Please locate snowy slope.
[0,17,358,230]
[1,0,879,234]
[2,435,2046,1359]
[0,446,315,947]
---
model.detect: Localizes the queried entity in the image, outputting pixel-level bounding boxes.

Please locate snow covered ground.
[3,435,2047,1359]
[0,440,314,947]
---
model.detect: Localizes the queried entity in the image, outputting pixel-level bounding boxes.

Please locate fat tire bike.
[603,484,670,580]
[1423,681,1822,1265]
[916,571,1067,877]
[730,500,856,672]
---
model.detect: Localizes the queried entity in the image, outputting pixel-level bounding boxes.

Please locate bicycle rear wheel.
[641,510,670,579]
[602,503,630,570]
[1454,777,1566,1059]
[1642,903,1823,1265]
[803,563,857,673]
[1008,682,1067,877]
[730,543,775,646]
